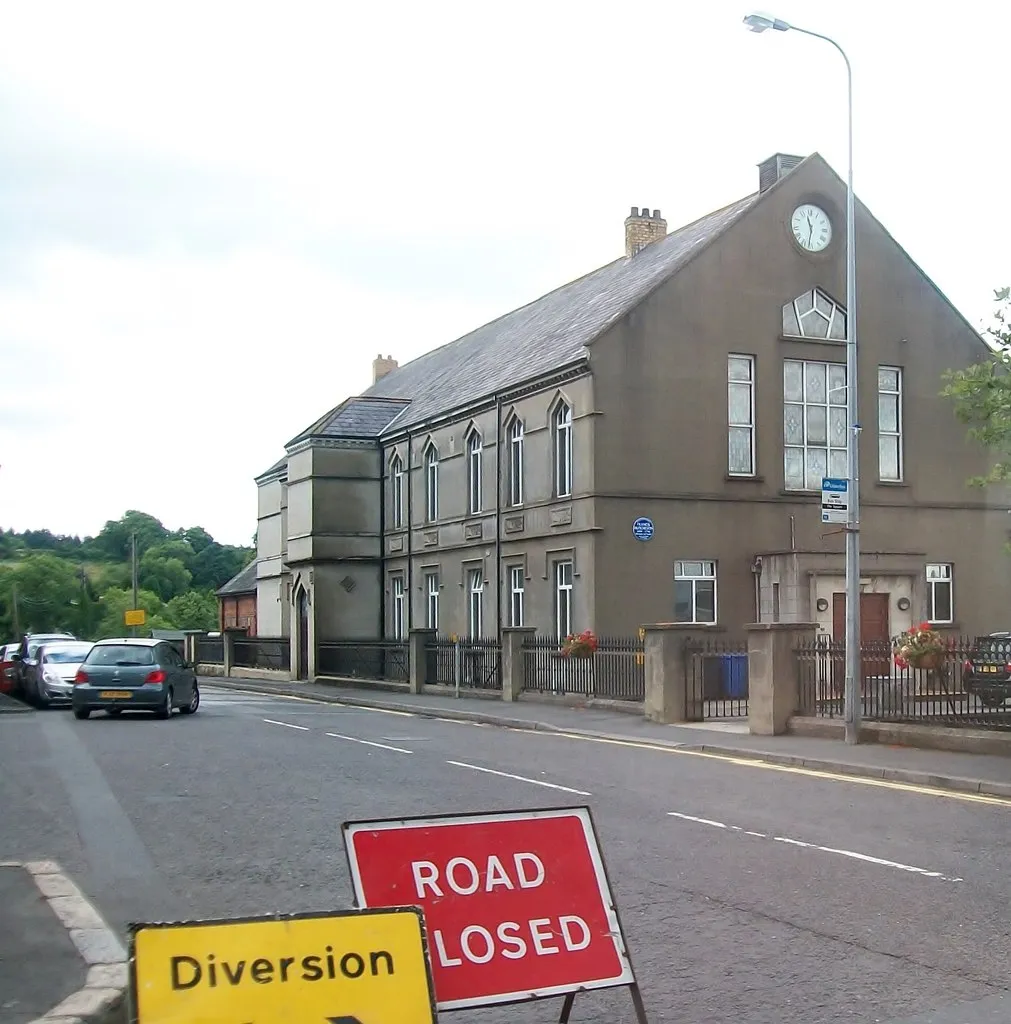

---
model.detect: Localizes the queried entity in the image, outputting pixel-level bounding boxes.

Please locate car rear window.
[975,637,1011,656]
[86,645,156,666]
[44,646,92,664]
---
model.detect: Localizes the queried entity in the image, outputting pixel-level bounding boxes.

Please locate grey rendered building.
[255,153,1010,679]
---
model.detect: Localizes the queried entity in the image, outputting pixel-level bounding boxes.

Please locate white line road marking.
[326,732,413,754]
[363,707,416,717]
[668,811,962,882]
[447,760,591,795]
[262,718,310,731]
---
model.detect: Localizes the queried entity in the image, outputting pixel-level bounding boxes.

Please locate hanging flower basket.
[893,622,945,671]
[561,630,598,659]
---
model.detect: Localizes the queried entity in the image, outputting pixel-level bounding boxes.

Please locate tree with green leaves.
[95,587,175,639]
[165,590,219,632]
[943,287,1011,486]
[138,550,192,602]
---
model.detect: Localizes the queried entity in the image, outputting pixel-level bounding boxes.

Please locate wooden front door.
[833,592,890,683]
[296,589,310,680]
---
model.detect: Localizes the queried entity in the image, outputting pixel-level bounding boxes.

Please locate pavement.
[3,684,1010,1024]
[204,674,1011,796]
[0,860,127,1024]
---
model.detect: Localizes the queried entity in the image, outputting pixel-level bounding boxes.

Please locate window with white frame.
[674,560,717,624]
[553,402,573,498]
[424,444,439,522]
[391,453,404,529]
[926,564,953,624]
[509,566,525,627]
[782,288,847,341]
[553,559,573,639]
[424,572,439,630]
[391,575,406,639]
[467,568,484,638]
[878,366,903,482]
[467,429,483,514]
[508,417,524,506]
[728,355,755,476]
[784,359,848,490]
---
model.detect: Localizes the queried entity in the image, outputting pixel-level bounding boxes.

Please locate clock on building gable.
[791,203,832,252]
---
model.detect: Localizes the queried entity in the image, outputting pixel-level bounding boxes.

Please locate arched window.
[424,444,439,523]
[507,417,524,506]
[390,453,404,529]
[467,429,483,515]
[553,402,573,498]
[782,289,846,340]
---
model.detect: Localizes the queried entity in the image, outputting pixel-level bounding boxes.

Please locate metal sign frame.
[127,906,438,1024]
[341,804,649,1024]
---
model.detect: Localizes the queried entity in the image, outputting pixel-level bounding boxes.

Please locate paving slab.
[0,865,85,1024]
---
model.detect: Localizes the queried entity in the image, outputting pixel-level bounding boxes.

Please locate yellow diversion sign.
[130,907,437,1024]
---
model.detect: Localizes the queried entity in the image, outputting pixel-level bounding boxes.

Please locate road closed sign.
[342,806,636,1010]
[129,906,437,1024]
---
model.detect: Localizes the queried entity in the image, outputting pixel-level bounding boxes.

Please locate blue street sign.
[632,517,655,541]
[821,477,849,525]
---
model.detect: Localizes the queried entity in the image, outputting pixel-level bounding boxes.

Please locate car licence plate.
[100,690,132,699]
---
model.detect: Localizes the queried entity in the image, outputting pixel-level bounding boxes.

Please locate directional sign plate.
[130,906,437,1024]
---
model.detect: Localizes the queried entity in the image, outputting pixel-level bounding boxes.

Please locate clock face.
[791,204,832,252]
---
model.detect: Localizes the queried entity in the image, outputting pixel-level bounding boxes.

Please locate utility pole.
[131,532,139,638]
[11,582,19,638]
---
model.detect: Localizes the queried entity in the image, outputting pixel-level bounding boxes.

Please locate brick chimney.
[372,354,398,384]
[758,153,804,193]
[624,207,667,257]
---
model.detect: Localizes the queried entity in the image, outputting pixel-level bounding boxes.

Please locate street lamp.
[744,12,861,745]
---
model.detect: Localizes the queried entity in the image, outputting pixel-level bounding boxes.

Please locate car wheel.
[73,708,90,720]
[179,684,200,716]
[155,687,173,720]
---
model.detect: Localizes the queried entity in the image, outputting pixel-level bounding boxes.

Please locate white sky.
[1,0,1007,546]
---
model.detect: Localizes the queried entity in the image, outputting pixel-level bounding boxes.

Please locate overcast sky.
[0,0,1007,547]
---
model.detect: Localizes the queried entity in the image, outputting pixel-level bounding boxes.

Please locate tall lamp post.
[744,12,861,744]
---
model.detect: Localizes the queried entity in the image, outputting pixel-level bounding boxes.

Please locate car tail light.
[964,660,972,673]
[74,669,89,684]
[145,669,167,685]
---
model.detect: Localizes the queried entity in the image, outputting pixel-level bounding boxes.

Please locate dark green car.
[72,638,200,720]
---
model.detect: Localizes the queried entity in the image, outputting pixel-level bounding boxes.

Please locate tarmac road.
[2,685,1009,1024]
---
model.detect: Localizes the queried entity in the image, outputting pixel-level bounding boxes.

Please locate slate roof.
[359,193,759,431]
[216,560,258,597]
[287,396,410,448]
[254,455,287,482]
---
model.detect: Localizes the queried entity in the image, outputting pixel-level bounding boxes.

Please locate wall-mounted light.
[897,597,911,611]
[816,598,829,612]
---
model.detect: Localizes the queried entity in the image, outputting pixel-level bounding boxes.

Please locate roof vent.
[758,153,804,193]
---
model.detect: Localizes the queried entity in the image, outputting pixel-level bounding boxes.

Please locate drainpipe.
[378,443,386,639]
[406,428,413,634]
[495,395,503,642]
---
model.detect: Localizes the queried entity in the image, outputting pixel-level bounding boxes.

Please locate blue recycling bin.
[721,653,749,699]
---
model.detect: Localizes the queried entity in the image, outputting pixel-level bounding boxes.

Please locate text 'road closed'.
[130,907,436,1024]
[343,807,636,1009]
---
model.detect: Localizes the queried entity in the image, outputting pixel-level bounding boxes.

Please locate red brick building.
[217,561,257,634]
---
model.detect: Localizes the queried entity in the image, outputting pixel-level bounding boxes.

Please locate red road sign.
[342,806,635,1010]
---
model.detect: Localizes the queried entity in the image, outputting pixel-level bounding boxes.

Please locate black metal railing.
[522,635,645,701]
[684,636,749,719]
[317,640,409,682]
[426,637,502,690]
[233,637,289,671]
[795,635,1011,730]
[195,636,224,665]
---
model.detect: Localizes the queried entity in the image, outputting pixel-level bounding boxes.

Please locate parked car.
[0,643,20,694]
[72,638,200,720]
[24,640,94,708]
[962,632,1011,708]
[13,633,76,696]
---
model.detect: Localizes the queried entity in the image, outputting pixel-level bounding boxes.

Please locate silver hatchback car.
[26,640,95,707]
